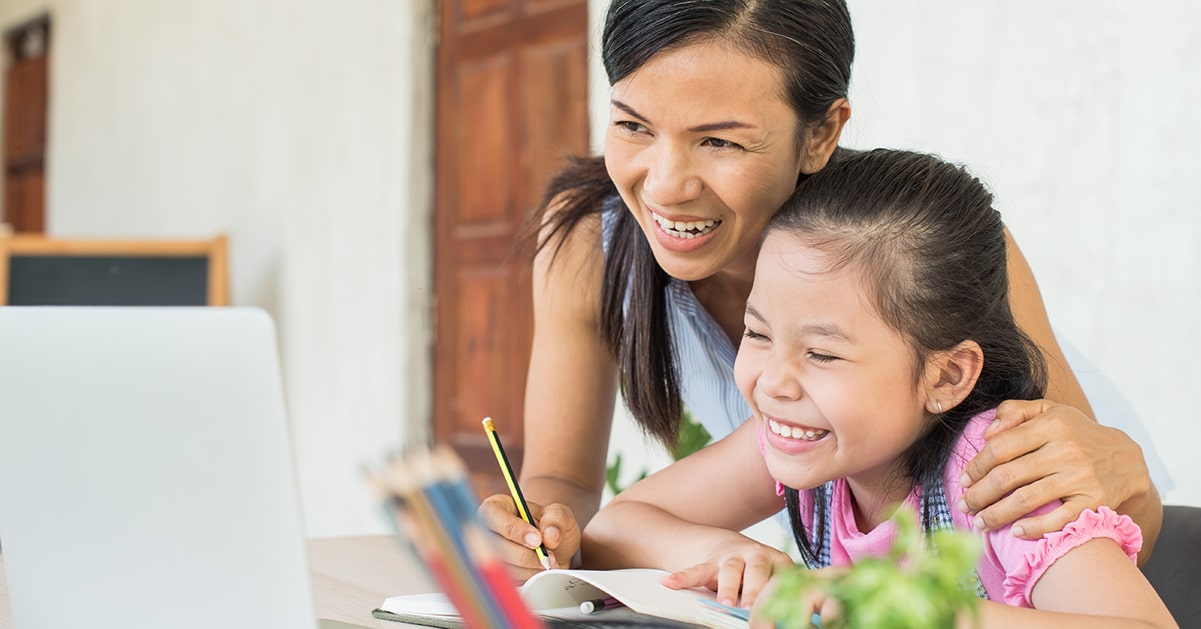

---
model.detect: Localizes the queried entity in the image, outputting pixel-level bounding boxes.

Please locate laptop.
[0,307,326,629]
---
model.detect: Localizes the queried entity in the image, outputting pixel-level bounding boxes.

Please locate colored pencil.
[402,450,504,629]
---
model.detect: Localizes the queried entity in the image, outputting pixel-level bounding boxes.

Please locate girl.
[582,149,1176,628]
[478,0,1162,581]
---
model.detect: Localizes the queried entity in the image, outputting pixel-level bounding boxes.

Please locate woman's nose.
[641,143,702,207]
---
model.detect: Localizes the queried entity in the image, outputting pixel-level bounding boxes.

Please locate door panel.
[432,0,588,498]
[3,17,50,234]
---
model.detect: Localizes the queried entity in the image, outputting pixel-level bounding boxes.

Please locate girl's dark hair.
[522,0,856,444]
[769,149,1049,567]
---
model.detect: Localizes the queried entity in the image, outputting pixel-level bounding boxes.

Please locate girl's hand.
[477,493,580,582]
[958,399,1151,538]
[660,537,794,608]
[748,568,844,629]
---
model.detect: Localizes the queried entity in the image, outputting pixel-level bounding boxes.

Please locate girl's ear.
[924,340,984,414]
[799,98,851,174]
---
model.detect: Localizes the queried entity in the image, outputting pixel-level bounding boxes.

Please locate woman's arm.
[478,210,617,581]
[960,229,1162,564]
[1004,228,1091,414]
[583,419,791,607]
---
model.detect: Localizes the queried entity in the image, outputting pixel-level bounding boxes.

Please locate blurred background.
[0,0,1196,539]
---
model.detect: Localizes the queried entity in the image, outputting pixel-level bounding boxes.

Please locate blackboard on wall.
[0,235,229,306]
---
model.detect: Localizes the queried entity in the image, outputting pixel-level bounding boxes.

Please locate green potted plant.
[760,509,982,628]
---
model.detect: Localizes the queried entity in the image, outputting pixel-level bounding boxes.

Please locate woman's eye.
[701,137,743,150]
[808,351,838,363]
[616,120,648,134]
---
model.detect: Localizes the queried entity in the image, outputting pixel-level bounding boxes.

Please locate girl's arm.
[961,538,1176,628]
[477,211,617,581]
[583,419,792,607]
[960,229,1162,563]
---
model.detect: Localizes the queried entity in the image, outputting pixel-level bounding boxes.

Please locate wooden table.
[0,535,434,629]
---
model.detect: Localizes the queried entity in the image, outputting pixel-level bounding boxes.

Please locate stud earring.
[935,401,943,415]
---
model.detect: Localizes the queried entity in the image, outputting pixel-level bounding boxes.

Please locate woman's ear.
[924,340,984,414]
[798,98,851,174]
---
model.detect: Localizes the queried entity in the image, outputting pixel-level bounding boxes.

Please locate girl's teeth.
[768,418,828,442]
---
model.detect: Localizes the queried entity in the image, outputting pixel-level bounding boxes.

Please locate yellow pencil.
[481,416,553,570]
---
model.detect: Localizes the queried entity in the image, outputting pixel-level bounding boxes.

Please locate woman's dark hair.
[768,149,1049,567]
[522,0,856,444]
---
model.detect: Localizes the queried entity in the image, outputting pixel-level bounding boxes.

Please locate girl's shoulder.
[950,408,998,463]
[941,409,998,528]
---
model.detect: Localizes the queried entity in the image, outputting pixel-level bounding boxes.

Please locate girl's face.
[604,41,824,282]
[734,232,935,517]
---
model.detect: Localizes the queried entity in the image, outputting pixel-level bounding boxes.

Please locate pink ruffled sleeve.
[1000,506,1142,607]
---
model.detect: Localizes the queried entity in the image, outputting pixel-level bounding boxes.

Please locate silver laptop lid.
[0,307,317,629]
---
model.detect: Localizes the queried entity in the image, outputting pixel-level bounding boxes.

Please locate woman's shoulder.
[535,198,606,278]
[532,156,615,256]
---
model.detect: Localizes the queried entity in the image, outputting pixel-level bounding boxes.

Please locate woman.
[477,0,1161,582]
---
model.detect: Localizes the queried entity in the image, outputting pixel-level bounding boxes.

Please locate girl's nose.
[641,143,702,207]
[758,353,804,401]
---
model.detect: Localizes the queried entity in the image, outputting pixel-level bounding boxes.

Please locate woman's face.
[605,41,827,282]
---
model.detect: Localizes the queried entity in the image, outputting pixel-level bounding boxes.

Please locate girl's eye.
[701,137,743,150]
[808,351,838,363]
[743,328,769,342]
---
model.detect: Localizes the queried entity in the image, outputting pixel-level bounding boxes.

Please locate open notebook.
[372,430,758,628]
[374,567,750,628]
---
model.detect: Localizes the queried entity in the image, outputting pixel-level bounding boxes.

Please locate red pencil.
[463,524,546,629]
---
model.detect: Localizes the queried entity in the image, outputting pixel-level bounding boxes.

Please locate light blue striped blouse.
[601,197,751,442]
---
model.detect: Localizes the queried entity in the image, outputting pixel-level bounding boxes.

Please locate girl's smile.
[762,413,831,454]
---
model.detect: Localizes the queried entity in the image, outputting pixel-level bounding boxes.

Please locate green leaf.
[761,509,981,628]
[606,408,712,496]
[605,453,624,496]
[670,410,712,461]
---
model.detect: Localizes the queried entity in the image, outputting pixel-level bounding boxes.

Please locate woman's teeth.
[768,418,828,441]
[652,212,721,238]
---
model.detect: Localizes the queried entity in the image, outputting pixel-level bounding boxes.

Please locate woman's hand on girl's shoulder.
[660,534,794,609]
[958,399,1152,539]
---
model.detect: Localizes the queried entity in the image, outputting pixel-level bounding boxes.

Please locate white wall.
[593,1,1201,508]
[842,1,1201,506]
[1,0,434,537]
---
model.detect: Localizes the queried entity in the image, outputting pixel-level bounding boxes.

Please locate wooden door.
[3,16,50,234]
[432,0,589,497]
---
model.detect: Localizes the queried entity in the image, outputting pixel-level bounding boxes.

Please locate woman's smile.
[648,208,724,252]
